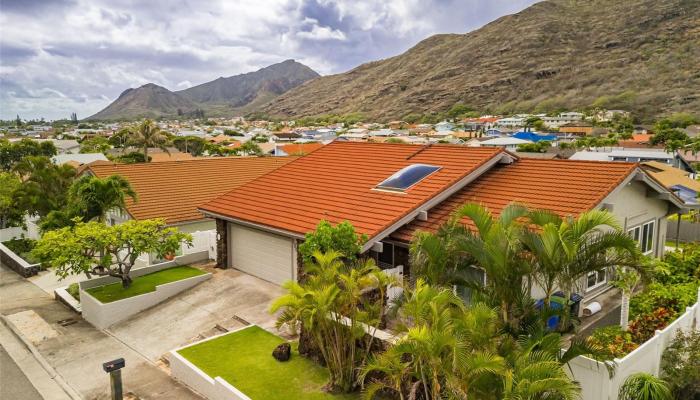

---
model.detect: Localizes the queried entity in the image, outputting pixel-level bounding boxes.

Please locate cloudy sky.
[0,0,537,120]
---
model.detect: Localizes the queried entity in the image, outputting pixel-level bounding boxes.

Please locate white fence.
[569,287,700,400]
[183,230,217,260]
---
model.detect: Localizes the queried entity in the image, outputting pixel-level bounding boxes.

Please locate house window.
[628,220,655,255]
[586,269,607,292]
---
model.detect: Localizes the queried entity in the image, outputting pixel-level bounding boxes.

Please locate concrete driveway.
[106,265,286,362]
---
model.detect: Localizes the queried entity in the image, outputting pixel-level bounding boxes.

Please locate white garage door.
[229,223,294,285]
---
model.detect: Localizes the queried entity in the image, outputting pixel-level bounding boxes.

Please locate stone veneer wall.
[215,219,228,269]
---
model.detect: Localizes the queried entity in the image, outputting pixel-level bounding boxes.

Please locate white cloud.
[0,0,537,120]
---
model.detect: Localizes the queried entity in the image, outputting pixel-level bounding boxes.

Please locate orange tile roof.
[391,158,637,242]
[87,157,296,225]
[201,142,508,240]
[279,142,324,155]
[149,152,195,162]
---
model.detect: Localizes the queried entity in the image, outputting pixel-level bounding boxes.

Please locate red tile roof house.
[82,157,295,266]
[199,142,687,310]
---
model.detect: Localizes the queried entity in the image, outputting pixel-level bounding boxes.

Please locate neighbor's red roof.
[87,157,295,225]
[279,142,324,155]
[200,142,507,238]
[391,158,637,242]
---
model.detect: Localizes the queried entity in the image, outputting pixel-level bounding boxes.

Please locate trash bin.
[553,291,582,316]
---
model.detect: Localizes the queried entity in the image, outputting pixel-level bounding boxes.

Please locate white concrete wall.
[169,326,254,400]
[569,288,700,400]
[79,262,211,330]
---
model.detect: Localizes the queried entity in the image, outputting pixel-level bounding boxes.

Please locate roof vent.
[376,164,441,192]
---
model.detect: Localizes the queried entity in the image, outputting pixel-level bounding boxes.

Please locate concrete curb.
[0,315,83,400]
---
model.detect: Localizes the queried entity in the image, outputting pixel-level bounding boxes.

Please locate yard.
[2,238,40,264]
[85,266,206,303]
[176,325,359,400]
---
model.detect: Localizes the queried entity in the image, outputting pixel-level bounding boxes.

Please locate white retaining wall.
[569,287,700,400]
[169,325,254,400]
[0,226,25,242]
[79,260,211,330]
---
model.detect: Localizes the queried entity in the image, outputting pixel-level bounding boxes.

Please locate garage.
[228,223,295,285]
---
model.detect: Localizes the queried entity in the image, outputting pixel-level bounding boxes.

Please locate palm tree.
[270,251,394,393]
[67,175,137,222]
[452,202,532,329]
[619,373,673,400]
[124,119,170,162]
[362,280,506,400]
[409,221,472,287]
[522,209,643,331]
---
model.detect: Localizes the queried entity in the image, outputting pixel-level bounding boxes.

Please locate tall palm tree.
[522,209,643,331]
[125,119,170,162]
[67,175,137,222]
[452,202,532,329]
[619,373,673,400]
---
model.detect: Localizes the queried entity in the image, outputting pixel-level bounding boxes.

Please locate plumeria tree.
[33,219,191,288]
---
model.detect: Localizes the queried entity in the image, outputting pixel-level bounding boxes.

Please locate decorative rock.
[272,343,291,362]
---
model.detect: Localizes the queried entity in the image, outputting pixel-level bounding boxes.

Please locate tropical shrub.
[627,307,676,343]
[298,220,366,265]
[588,325,639,359]
[2,238,40,264]
[629,282,698,319]
[618,372,673,400]
[660,330,700,398]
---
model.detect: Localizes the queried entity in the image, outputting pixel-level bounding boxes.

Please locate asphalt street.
[0,344,43,400]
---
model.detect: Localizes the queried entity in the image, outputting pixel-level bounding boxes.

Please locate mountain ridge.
[260,0,700,121]
[88,60,319,120]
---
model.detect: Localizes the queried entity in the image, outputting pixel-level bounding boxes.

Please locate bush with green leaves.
[629,282,699,319]
[660,330,700,399]
[587,325,639,359]
[298,220,366,265]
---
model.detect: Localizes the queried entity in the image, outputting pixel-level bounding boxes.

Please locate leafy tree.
[660,330,700,398]
[114,151,148,164]
[12,156,75,218]
[385,137,406,144]
[271,251,393,393]
[122,119,169,161]
[172,135,207,156]
[0,172,23,228]
[79,136,111,154]
[517,141,551,153]
[618,373,673,400]
[109,128,131,150]
[236,141,262,156]
[298,220,366,265]
[33,219,191,287]
[650,128,688,145]
[223,129,243,136]
[0,138,57,171]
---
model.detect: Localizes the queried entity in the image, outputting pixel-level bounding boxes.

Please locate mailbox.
[103,358,126,373]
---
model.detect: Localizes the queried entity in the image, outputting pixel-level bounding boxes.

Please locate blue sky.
[0,0,537,120]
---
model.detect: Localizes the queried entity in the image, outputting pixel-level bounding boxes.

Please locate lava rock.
[272,343,291,362]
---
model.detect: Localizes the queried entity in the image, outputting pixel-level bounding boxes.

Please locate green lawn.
[85,266,206,303]
[177,325,359,400]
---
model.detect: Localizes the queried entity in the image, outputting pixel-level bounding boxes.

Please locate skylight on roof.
[376,164,441,192]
